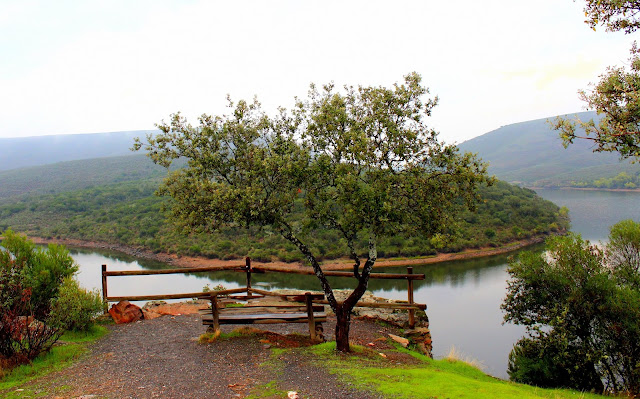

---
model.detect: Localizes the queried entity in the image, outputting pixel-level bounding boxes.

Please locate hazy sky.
[0,0,633,144]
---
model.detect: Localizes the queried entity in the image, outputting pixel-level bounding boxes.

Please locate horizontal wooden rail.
[313,299,426,311]
[252,266,424,280]
[106,287,249,302]
[104,264,245,277]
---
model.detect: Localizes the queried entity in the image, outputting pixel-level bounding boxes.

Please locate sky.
[0,0,634,144]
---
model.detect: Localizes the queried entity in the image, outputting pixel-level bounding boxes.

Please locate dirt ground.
[6,313,418,399]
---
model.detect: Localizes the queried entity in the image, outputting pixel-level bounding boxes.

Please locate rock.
[388,333,410,347]
[141,309,163,320]
[108,300,144,324]
[142,300,206,316]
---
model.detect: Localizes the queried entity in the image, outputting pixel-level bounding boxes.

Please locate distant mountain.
[0,130,156,171]
[458,111,639,186]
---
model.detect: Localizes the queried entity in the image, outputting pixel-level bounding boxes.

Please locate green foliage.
[571,171,640,189]
[553,3,640,160]
[502,221,640,395]
[0,230,78,363]
[583,0,640,34]
[0,179,564,261]
[50,277,104,332]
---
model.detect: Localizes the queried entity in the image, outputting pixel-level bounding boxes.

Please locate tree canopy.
[135,73,490,351]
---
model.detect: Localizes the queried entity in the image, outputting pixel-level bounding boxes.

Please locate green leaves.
[503,221,640,394]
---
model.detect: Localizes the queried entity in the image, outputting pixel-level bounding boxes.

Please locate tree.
[135,73,490,352]
[502,221,640,395]
[552,1,640,159]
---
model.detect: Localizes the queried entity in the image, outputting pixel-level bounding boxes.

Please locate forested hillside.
[458,111,640,187]
[0,177,567,262]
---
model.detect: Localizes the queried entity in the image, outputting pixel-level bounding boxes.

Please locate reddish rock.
[108,300,143,324]
[142,300,208,316]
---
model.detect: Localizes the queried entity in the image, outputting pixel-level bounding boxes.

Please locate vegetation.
[0,178,566,262]
[0,154,168,201]
[570,171,640,189]
[134,73,493,352]
[0,231,103,371]
[502,220,640,395]
[582,0,640,33]
[0,325,107,398]
[552,1,640,160]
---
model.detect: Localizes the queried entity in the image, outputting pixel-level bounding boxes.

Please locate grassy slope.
[304,343,604,399]
[0,325,108,398]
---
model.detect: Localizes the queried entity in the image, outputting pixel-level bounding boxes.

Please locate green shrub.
[0,230,77,363]
[50,277,104,332]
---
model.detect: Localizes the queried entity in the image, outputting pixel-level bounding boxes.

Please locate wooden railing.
[101,257,426,327]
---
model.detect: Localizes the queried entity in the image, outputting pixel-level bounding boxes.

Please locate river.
[69,188,640,379]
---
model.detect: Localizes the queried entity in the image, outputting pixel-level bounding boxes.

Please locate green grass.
[245,381,290,398]
[0,325,108,396]
[306,342,605,399]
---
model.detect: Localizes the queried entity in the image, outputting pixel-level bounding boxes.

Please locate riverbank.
[27,234,546,272]
[529,186,640,193]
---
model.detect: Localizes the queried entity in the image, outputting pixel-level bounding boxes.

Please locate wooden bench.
[198,288,326,342]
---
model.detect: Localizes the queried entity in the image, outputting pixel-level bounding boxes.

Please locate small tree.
[135,73,490,351]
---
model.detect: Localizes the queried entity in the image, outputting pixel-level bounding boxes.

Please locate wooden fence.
[101,257,426,327]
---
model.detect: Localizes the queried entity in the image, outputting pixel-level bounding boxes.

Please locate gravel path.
[9,314,411,399]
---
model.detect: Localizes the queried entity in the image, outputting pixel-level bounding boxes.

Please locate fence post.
[407,267,415,328]
[101,264,108,313]
[246,257,252,297]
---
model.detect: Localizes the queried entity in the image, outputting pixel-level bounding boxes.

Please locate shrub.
[50,277,104,332]
[0,230,78,364]
[503,222,640,395]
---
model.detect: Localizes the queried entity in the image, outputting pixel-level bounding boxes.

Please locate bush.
[0,230,79,364]
[50,277,104,332]
[503,221,640,395]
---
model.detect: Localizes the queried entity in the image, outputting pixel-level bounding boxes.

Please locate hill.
[0,154,168,202]
[0,130,155,171]
[458,111,640,187]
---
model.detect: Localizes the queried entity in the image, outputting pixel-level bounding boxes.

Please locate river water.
[68,188,640,379]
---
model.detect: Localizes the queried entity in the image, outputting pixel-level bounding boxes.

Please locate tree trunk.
[335,305,352,352]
